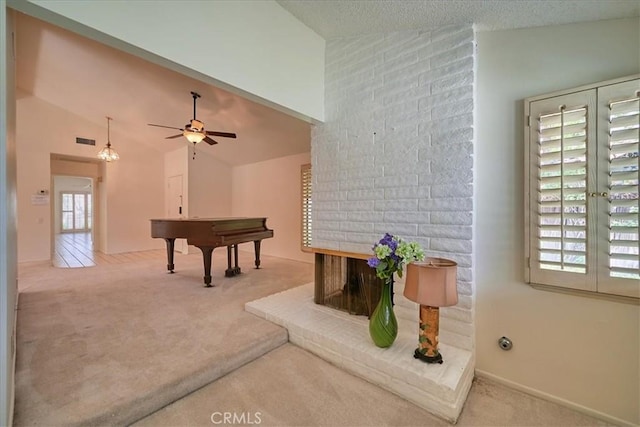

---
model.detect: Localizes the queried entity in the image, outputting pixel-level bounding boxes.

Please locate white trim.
[526,74,640,103]
[475,369,637,427]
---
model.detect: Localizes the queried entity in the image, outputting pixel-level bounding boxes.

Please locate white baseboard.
[475,369,636,427]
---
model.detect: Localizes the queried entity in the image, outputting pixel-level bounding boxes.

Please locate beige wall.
[476,18,640,425]
[88,134,164,255]
[232,153,313,264]
[188,149,232,219]
[17,93,165,261]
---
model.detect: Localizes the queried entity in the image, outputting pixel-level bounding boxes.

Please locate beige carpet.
[135,344,613,427]
[14,249,313,426]
[15,250,612,426]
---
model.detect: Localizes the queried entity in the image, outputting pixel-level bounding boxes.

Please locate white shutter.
[597,79,640,298]
[526,76,640,300]
[301,164,312,250]
[527,90,597,291]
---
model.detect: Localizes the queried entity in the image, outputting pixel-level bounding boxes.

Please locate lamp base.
[414,349,443,364]
[415,305,443,364]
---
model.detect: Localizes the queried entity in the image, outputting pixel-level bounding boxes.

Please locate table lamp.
[404,258,458,364]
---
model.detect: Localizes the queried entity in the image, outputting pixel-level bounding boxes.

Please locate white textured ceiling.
[276,0,640,39]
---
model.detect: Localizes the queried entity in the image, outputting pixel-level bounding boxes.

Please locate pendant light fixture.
[97,116,120,162]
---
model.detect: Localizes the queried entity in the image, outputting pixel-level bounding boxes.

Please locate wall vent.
[75,137,95,146]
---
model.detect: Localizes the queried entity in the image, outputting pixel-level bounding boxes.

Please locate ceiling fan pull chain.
[193,143,197,160]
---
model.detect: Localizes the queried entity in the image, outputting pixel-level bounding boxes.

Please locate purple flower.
[380,233,397,252]
[369,233,425,281]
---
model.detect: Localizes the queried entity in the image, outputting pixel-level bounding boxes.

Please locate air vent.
[76,137,95,146]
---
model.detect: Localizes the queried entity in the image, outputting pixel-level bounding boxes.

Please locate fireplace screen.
[314,253,383,317]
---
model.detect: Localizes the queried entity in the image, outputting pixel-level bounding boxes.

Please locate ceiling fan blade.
[206,131,237,138]
[148,123,182,131]
[165,134,183,139]
[203,136,218,145]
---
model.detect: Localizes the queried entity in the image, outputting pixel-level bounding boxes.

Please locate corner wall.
[232,152,313,263]
[312,26,475,351]
[476,18,639,425]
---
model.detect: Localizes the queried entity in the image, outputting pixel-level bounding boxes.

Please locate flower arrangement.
[367,233,425,281]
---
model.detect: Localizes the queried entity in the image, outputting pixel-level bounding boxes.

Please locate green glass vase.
[369,277,398,348]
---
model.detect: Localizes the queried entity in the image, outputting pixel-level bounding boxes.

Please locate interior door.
[167,174,186,253]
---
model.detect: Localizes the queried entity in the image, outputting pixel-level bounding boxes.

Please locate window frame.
[524,74,639,302]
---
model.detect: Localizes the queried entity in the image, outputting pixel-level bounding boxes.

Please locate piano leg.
[234,245,241,275]
[225,245,242,277]
[254,240,262,269]
[225,246,234,277]
[195,245,214,287]
[163,238,176,273]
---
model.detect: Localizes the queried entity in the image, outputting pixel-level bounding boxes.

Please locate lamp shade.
[404,258,458,307]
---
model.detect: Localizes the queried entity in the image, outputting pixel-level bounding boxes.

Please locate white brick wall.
[311,25,475,351]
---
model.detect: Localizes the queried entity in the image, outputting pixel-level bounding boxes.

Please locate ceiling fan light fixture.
[148,91,236,150]
[189,119,204,132]
[98,116,120,162]
[184,129,205,144]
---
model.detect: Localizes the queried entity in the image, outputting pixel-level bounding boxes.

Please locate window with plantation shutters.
[301,164,312,251]
[525,75,639,300]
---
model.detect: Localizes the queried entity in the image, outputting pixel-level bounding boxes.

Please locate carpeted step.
[83,321,288,426]
[13,252,308,426]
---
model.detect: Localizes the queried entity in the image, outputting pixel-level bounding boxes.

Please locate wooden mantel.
[310,247,371,261]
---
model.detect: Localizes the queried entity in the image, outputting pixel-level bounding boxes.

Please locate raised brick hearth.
[246,282,474,422]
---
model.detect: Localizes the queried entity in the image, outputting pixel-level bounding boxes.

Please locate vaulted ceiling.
[15,13,312,167]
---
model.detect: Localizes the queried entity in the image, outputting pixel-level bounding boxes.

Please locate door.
[167,174,186,253]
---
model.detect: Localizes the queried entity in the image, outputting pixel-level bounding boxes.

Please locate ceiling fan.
[148,91,237,146]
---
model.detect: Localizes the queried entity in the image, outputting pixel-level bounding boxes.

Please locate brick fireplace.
[310,23,475,354]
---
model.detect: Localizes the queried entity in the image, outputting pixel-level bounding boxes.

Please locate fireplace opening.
[314,251,384,317]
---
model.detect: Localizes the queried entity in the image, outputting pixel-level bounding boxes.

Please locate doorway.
[52,176,95,268]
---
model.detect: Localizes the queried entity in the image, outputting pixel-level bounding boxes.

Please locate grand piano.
[150,217,274,287]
